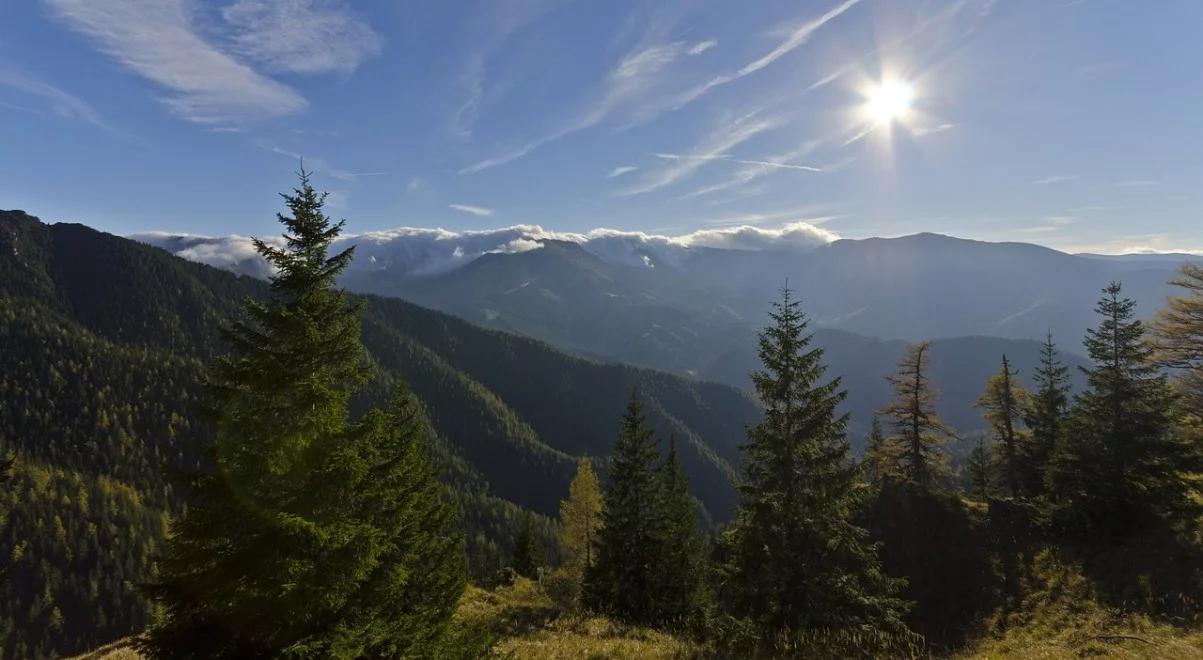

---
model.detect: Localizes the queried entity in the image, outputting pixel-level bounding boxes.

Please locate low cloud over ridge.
[132,221,838,279]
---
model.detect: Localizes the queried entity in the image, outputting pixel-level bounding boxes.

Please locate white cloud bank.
[131,221,838,279]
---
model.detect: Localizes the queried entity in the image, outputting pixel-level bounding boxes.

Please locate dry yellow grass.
[66,637,143,659]
[958,551,1203,659]
[493,615,703,659]
[457,578,705,659]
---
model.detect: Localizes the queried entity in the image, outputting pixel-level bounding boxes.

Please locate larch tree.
[1151,263,1203,438]
[141,170,467,658]
[1021,333,1070,497]
[975,355,1030,498]
[585,392,664,624]
[725,287,910,650]
[1050,282,1201,539]
[879,341,957,488]
[556,457,603,593]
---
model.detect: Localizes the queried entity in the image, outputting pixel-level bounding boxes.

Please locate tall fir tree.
[557,458,603,587]
[1049,282,1201,538]
[1021,333,1070,497]
[1151,263,1203,439]
[879,341,957,488]
[585,392,664,624]
[650,437,712,629]
[863,415,898,488]
[725,288,909,649]
[966,438,995,502]
[975,355,1030,497]
[141,171,467,658]
[512,516,545,579]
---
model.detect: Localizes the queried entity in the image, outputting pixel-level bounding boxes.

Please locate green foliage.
[586,394,665,624]
[0,206,756,657]
[864,481,997,648]
[863,415,898,488]
[724,288,911,652]
[650,438,712,631]
[1049,282,1202,540]
[0,298,203,658]
[879,341,958,488]
[512,517,545,579]
[140,172,467,657]
[1021,333,1070,498]
[966,438,995,501]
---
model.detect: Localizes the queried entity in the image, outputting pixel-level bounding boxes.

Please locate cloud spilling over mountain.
[131,221,838,278]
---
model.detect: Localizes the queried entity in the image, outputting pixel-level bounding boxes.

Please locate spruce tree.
[1021,333,1070,497]
[966,438,995,502]
[586,392,664,624]
[725,288,909,649]
[141,171,467,658]
[863,415,898,488]
[512,516,544,579]
[557,458,603,592]
[975,355,1029,497]
[1049,282,1201,538]
[650,437,711,629]
[879,341,957,488]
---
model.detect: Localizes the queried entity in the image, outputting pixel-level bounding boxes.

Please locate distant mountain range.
[138,227,1190,422]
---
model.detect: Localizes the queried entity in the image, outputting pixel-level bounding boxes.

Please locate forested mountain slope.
[0,210,759,657]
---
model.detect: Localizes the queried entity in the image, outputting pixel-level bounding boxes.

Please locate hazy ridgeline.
[2,177,1203,657]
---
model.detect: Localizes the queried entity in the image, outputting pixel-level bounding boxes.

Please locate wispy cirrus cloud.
[616,113,781,196]
[1031,175,1077,185]
[665,0,863,112]
[913,122,956,136]
[459,36,721,174]
[676,140,828,200]
[0,67,107,129]
[44,0,307,124]
[267,146,385,181]
[220,0,383,75]
[449,3,558,142]
[449,203,495,217]
[607,166,639,178]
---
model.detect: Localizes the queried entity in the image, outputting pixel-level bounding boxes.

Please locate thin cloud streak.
[617,114,780,196]
[460,37,717,174]
[0,67,108,129]
[666,0,863,112]
[1031,175,1077,185]
[607,166,639,178]
[268,146,385,181]
[449,204,495,217]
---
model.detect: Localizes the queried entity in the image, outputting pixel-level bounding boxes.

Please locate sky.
[1,0,1201,254]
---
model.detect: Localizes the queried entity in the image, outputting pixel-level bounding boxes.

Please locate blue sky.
[1,0,1200,253]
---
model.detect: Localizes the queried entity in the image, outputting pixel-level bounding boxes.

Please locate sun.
[863,79,915,124]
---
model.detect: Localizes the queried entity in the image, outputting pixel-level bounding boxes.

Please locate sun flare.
[863,79,915,124]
